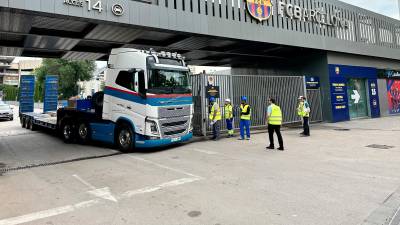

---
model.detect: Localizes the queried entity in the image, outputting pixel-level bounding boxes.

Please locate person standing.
[239,96,251,140]
[209,97,221,140]
[224,98,234,137]
[297,96,310,137]
[266,98,284,151]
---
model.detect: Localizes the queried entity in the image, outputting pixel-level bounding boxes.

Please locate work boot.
[277,147,284,151]
[266,146,274,150]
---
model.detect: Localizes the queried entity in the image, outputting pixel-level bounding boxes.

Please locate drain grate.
[0,152,123,175]
[366,144,395,150]
[334,128,351,131]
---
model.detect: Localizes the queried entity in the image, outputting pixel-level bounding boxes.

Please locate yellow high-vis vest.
[209,103,221,121]
[224,104,233,119]
[269,104,283,125]
[240,104,251,120]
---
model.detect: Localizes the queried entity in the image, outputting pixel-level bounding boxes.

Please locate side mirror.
[138,70,146,99]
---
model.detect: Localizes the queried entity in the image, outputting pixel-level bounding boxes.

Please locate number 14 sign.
[63,0,124,16]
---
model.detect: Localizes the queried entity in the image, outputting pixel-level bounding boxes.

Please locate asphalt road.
[1,113,400,225]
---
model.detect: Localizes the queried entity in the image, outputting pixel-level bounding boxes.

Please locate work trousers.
[303,117,310,136]
[268,124,284,148]
[212,120,221,139]
[239,119,251,139]
[226,118,234,135]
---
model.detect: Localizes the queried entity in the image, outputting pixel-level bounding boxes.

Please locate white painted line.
[191,148,219,155]
[0,199,100,225]
[121,177,201,198]
[73,175,118,202]
[126,155,203,179]
[72,174,96,190]
[388,205,400,225]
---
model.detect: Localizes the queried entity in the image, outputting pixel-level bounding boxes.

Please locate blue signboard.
[328,64,379,122]
[43,75,59,113]
[19,75,35,113]
[368,79,380,118]
[329,76,350,122]
[305,76,320,89]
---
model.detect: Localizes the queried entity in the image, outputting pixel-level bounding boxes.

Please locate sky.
[342,0,400,19]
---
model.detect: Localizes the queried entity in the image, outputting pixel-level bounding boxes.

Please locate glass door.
[347,79,369,119]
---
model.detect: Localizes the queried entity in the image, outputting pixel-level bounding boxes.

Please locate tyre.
[26,119,32,130]
[10,116,13,121]
[61,120,75,143]
[29,120,36,131]
[92,92,104,118]
[116,123,135,152]
[76,122,90,144]
[21,117,26,128]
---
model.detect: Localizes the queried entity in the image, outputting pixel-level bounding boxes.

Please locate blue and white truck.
[20,48,193,152]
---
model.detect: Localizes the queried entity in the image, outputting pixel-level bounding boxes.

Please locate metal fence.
[191,74,309,136]
[306,89,323,122]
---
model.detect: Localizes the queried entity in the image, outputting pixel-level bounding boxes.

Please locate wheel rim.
[78,124,88,139]
[119,129,131,148]
[64,125,72,139]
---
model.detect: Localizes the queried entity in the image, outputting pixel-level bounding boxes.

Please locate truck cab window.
[116,71,137,92]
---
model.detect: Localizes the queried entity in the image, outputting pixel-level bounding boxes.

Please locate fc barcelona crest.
[246,0,272,22]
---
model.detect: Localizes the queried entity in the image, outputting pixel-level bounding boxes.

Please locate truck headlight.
[146,119,159,135]
[189,117,193,131]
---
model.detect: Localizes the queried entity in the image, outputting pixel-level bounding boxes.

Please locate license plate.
[171,137,181,142]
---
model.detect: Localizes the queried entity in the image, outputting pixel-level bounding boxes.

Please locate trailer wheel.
[61,121,75,143]
[29,121,36,131]
[116,124,135,152]
[21,117,26,128]
[77,122,90,144]
[26,119,32,130]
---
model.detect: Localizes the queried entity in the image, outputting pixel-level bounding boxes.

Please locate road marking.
[73,174,118,202]
[0,158,203,225]
[126,155,203,179]
[389,205,400,225]
[121,177,201,198]
[191,148,219,155]
[0,199,100,225]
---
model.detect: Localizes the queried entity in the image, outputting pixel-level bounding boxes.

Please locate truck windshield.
[148,69,191,94]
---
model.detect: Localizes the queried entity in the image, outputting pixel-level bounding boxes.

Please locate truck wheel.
[61,121,75,143]
[116,124,135,152]
[77,122,90,144]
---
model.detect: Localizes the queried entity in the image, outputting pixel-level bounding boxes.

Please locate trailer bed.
[21,112,57,130]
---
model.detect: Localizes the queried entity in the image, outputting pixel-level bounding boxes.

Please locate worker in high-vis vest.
[224,99,234,137]
[239,96,251,140]
[209,97,221,140]
[297,96,311,137]
[266,98,284,151]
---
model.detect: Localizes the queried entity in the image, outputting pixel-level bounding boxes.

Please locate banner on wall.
[387,80,400,114]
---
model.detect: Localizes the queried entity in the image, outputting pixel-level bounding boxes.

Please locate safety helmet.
[225,98,231,102]
[241,96,247,101]
[209,97,215,102]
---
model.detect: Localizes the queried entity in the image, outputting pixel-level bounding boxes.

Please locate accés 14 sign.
[63,0,124,16]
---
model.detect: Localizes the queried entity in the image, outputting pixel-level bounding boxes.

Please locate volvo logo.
[112,4,124,16]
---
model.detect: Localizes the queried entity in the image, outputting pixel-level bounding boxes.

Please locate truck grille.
[164,129,186,136]
[158,105,190,118]
[159,116,190,138]
[161,121,187,127]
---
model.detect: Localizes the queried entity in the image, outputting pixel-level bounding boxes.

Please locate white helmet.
[225,98,231,102]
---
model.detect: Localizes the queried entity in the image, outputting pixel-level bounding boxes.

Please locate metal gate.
[191,74,307,136]
[306,89,323,122]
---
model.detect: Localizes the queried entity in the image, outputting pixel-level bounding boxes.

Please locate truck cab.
[101,48,193,150]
